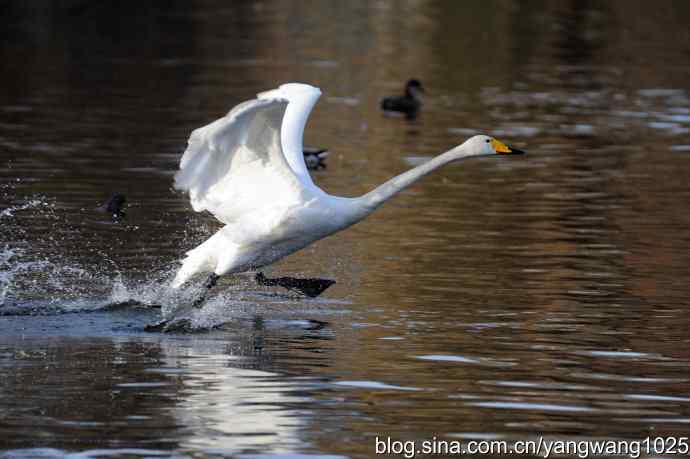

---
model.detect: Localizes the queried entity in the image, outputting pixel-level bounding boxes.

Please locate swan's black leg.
[192,273,220,308]
[144,273,220,332]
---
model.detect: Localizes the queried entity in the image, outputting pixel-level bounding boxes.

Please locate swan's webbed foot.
[143,317,211,333]
[144,319,170,332]
[255,272,335,298]
[203,273,220,290]
[192,273,220,308]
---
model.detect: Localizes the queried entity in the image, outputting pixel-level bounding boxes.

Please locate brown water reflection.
[2,1,690,458]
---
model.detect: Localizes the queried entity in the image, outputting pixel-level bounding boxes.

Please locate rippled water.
[2,1,690,458]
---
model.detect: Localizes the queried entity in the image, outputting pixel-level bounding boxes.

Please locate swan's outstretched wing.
[258,83,321,186]
[174,97,307,225]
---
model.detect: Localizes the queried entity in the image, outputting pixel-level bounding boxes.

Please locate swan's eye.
[485,139,491,143]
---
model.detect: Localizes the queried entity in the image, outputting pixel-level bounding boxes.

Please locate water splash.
[0,238,257,326]
[0,244,113,315]
[0,188,168,316]
[0,186,334,329]
[0,198,48,219]
[0,245,19,305]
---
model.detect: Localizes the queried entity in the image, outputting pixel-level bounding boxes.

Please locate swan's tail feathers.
[171,230,241,289]
[171,260,201,289]
[171,246,215,289]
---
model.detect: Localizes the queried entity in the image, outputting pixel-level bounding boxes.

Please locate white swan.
[171,83,524,294]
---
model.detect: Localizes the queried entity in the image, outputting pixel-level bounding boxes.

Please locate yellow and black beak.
[491,138,525,155]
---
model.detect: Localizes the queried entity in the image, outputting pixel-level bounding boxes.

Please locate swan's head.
[461,135,526,157]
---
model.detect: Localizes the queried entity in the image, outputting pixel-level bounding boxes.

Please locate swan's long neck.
[352,145,476,217]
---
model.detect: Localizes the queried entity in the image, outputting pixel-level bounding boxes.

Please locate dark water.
[2,1,690,458]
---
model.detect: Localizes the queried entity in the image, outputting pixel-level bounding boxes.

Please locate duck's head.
[462,135,526,157]
[405,79,425,98]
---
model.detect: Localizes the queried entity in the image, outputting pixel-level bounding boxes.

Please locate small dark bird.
[381,79,425,119]
[97,193,126,221]
[303,147,329,170]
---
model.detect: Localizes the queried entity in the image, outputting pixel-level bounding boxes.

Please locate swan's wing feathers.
[176,99,285,194]
[257,83,321,185]
[175,97,306,225]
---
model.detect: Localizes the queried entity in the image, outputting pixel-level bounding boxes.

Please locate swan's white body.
[172,83,522,288]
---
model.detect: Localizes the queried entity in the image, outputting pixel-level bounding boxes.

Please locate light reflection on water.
[2,0,690,458]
